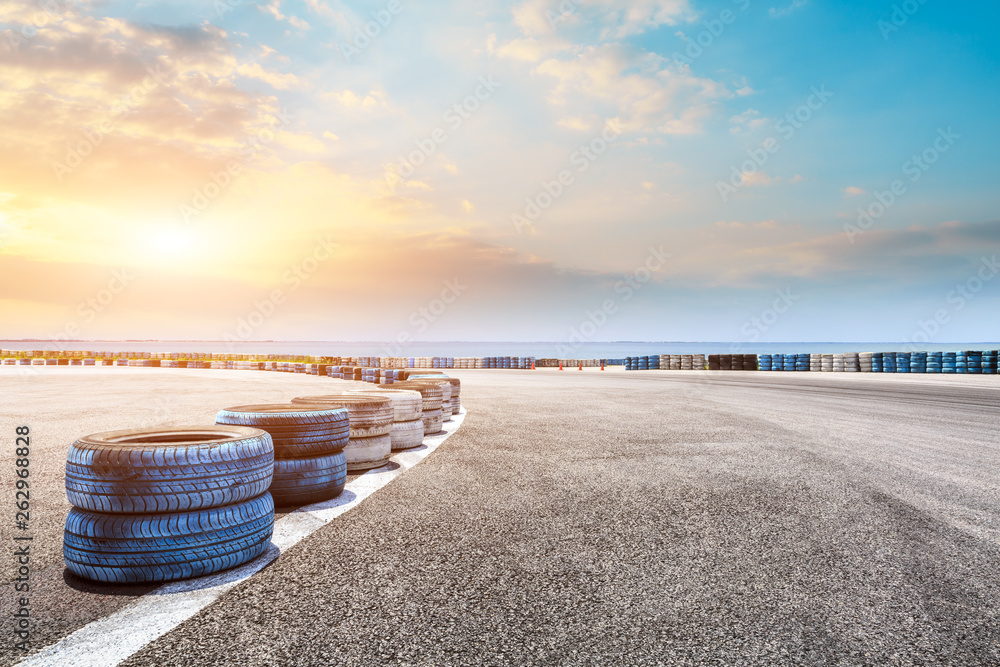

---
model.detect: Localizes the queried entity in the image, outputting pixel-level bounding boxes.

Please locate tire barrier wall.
[16,348,1000,376]
[616,349,1000,374]
[62,364,470,583]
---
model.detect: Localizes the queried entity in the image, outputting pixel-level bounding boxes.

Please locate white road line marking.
[17,410,467,667]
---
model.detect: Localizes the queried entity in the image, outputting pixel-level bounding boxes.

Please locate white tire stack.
[386,381,445,435]
[810,354,822,372]
[404,376,454,421]
[692,354,706,370]
[290,395,394,471]
[345,389,424,450]
[845,353,859,372]
[670,355,681,370]
[833,353,845,372]
[821,354,833,372]
[680,355,693,370]
[859,352,873,372]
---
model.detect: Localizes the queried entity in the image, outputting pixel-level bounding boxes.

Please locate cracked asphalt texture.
[5,367,1000,665]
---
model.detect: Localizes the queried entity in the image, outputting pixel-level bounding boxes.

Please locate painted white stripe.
[18,410,467,667]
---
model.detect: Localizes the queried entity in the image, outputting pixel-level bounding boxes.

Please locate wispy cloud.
[769,0,808,18]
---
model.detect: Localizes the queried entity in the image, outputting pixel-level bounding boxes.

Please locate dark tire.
[270,452,347,507]
[64,493,275,583]
[215,405,349,459]
[65,427,274,514]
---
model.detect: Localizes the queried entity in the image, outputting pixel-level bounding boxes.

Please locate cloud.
[236,62,306,90]
[511,0,694,39]
[533,44,730,135]
[769,0,808,18]
[842,186,866,197]
[729,109,769,134]
[740,171,774,187]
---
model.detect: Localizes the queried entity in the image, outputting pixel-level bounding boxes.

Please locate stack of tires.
[926,352,942,373]
[983,350,998,375]
[638,356,649,371]
[883,353,897,373]
[290,395,394,471]
[941,352,956,373]
[439,377,462,413]
[64,427,275,583]
[859,353,873,372]
[670,355,682,370]
[404,376,455,421]
[758,354,773,371]
[910,352,927,374]
[720,354,733,370]
[215,405,349,507]
[844,353,860,372]
[795,354,810,371]
[707,355,720,371]
[965,350,983,374]
[693,354,706,370]
[783,354,796,372]
[895,352,911,373]
[955,352,968,374]
[387,381,445,436]
[680,355,693,370]
[743,354,758,371]
[833,354,845,372]
[346,389,425,451]
[810,354,822,372]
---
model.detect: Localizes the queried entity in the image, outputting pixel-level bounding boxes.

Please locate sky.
[0,0,998,345]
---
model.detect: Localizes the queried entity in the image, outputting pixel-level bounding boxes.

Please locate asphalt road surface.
[4,368,1000,666]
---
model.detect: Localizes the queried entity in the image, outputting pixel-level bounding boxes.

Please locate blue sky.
[1,0,998,343]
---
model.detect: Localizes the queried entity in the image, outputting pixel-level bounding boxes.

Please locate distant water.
[4,341,1000,358]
